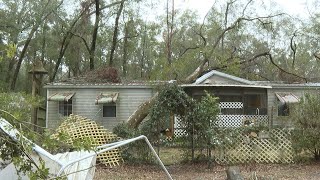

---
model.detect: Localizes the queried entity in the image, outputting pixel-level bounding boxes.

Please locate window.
[96,92,118,117]
[278,103,289,116]
[59,99,72,116]
[244,94,267,115]
[103,104,116,117]
[48,92,75,117]
[275,93,299,116]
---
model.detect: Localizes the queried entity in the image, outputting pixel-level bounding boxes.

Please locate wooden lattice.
[52,114,123,167]
[215,129,294,164]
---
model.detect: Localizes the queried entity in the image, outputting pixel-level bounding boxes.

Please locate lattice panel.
[215,134,253,164]
[217,115,269,128]
[174,116,187,137]
[243,115,269,126]
[52,114,123,167]
[174,116,186,128]
[174,129,187,137]
[219,102,243,109]
[217,115,243,127]
[252,129,293,163]
[174,114,269,136]
[215,129,294,164]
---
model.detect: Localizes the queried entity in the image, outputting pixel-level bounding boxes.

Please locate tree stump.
[226,166,244,180]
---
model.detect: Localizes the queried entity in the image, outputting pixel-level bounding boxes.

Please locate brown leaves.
[85,66,121,83]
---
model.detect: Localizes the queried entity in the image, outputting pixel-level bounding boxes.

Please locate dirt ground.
[94,162,320,180]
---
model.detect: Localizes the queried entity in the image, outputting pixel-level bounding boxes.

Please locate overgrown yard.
[94,162,320,180]
[94,148,320,179]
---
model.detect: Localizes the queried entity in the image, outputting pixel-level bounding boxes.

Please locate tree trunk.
[127,93,158,128]
[126,8,284,128]
[10,24,39,91]
[50,7,89,82]
[5,57,16,87]
[50,33,73,82]
[122,23,129,77]
[140,24,147,78]
[89,0,100,70]
[126,57,209,128]
[40,22,47,63]
[166,0,174,65]
[109,0,125,67]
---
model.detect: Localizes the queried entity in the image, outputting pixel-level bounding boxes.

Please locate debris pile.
[52,114,123,166]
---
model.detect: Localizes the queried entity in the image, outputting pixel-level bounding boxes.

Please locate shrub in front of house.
[290,93,320,161]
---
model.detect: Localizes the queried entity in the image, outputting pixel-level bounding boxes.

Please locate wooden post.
[270,106,274,130]
[31,73,38,131]
[191,121,195,162]
[28,60,48,132]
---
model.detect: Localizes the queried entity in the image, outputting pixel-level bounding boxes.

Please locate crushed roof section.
[47,76,166,86]
[194,70,254,85]
[44,77,169,89]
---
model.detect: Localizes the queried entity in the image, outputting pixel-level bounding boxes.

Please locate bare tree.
[165,0,175,65]
[50,1,124,82]
[109,0,125,67]
[89,0,100,70]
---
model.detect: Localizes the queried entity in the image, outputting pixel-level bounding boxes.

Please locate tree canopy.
[0,0,319,92]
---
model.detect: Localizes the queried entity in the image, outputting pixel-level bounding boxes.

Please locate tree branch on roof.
[267,53,307,83]
[126,4,285,128]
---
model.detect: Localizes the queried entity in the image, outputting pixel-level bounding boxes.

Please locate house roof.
[181,84,272,89]
[194,70,254,85]
[44,78,166,89]
[192,70,320,89]
[46,70,320,90]
[255,82,320,89]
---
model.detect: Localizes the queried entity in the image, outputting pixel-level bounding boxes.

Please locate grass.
[158,147,185,165]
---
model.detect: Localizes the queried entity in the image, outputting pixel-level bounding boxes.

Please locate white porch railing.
[174,102,269,137]
[217,114,268,128]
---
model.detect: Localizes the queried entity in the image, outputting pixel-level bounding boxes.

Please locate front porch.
[173,101,269,138]
[174,85,270,137]
[217,101,268,127]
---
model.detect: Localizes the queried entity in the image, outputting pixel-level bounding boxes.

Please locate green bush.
[0,93,50,178]
[291,93,320,160]
[0,93,94,178]
[113,123,153,163]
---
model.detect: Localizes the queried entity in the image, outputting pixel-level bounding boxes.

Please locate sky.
[174,0,309,19]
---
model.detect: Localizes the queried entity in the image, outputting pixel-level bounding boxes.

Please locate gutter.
[44,84,154,89]
[181,84,272,89]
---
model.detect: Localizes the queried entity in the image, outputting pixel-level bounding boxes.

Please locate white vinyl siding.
[46,87,153,130]
[266,87,317,127]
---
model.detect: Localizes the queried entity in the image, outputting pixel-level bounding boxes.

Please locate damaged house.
[45,70,320,131]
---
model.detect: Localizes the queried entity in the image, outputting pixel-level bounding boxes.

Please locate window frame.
[102,103,117,117]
